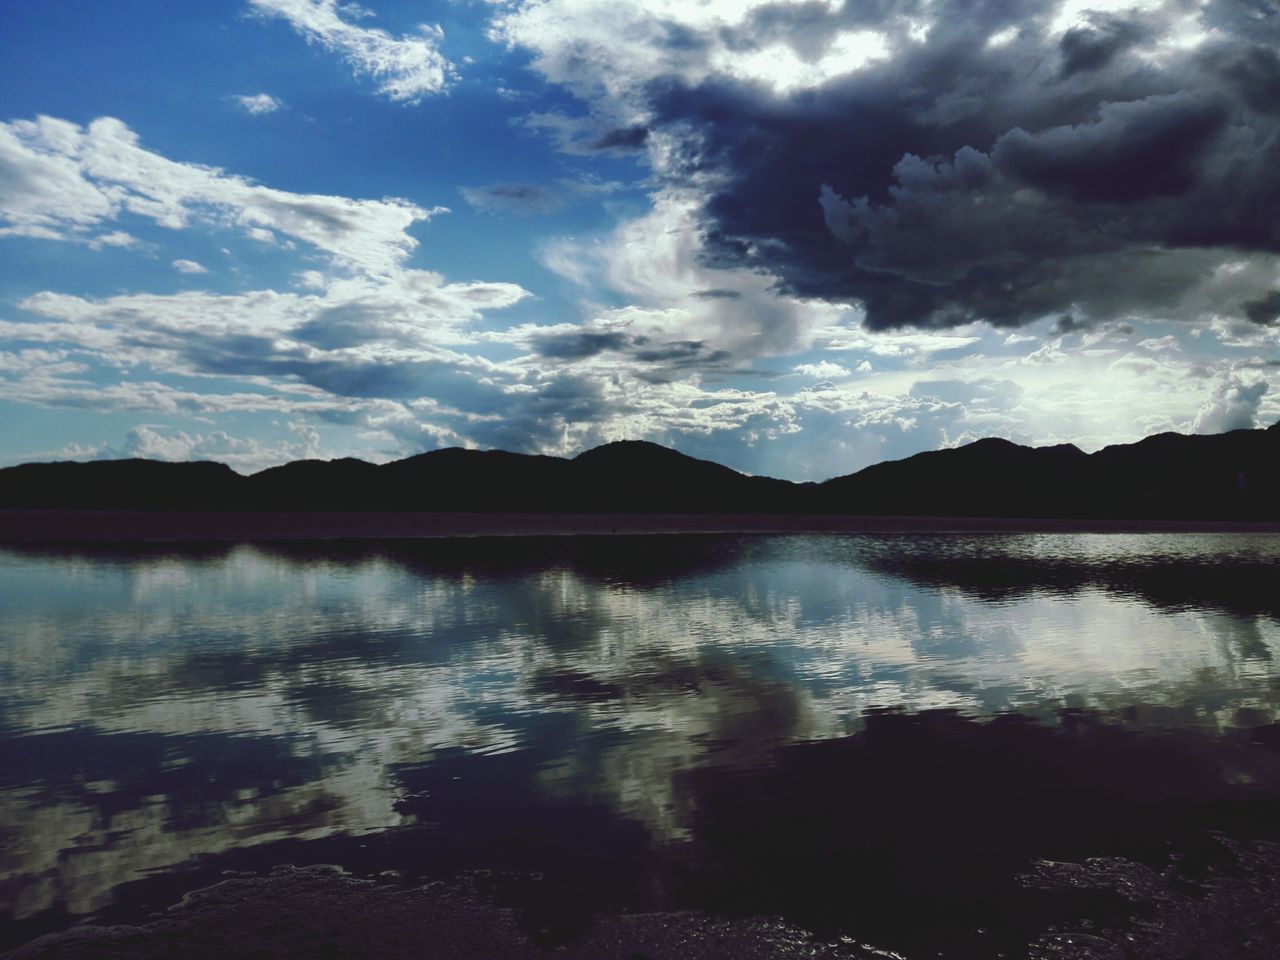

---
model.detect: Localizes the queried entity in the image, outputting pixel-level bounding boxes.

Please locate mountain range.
[2,423,1279,520]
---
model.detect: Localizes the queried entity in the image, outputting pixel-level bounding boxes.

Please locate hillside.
[2,425,1279,519]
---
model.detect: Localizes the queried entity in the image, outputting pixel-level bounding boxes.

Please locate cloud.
[1243,290,1280,326]
[6,277,1273,477]
[460,182,564,216]
[528,329,632,359]
[460,176,623,217]
[1058,14,1150,77]
[136,422,319,464]
[1192,375,1268,434]
[793,361,850,379]
[493,0,1280,331]
[87,230,138,250]
[590,125,649,151]
[10,2,1280,478]
[518,113,654,157]
[16,268,528,373]
[490,0,894,100]
[537,189,851,365]
[249,0,452,102]
[991,92,1229,203]
[0,115,442,273]
[234,93,284,115]
[0,119,117,242]
[172,258,208,274]
[55,423,322,474]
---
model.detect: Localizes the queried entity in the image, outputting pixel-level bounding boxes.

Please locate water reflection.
[1,534,1279,955]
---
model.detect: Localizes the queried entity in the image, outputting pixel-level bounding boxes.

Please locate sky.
[1,0,1278,481]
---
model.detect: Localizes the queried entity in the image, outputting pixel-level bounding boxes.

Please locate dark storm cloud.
[636,0,1280,329]
[1058,15,1148,76]
[991,92,1230,202]
[632,338,711,362]
[533,330,632,358]
[590,125,649,150]
[530,328,735,379]
[1243,290,1280,326]
[1202,43,1280,115]
[1054,314,1090,334]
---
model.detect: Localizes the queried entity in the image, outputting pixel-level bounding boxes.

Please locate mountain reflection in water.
[1,533,1279,957]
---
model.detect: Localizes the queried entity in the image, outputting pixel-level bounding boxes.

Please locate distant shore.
[4,509,1280,542]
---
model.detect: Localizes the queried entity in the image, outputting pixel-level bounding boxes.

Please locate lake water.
[2,533,1279,957]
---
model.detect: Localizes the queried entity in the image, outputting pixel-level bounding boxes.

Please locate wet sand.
[4,509,1280,542]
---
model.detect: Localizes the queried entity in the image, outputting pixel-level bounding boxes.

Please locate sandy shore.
[4,509,1280,542]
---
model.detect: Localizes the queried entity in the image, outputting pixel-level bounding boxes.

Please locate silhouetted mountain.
[815,424,1280,519]
[569,441,801,512]
[250,457,381,510]
[0,459,246,510]
[0,440,806,514]
[815,437,1090,518]
[379,448,572,511]
[2,425,1279,518]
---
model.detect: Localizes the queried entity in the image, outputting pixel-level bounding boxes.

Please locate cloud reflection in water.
[0,534,1278,952]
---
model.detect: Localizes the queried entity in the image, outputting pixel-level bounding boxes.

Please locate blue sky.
[1,0,1278,480]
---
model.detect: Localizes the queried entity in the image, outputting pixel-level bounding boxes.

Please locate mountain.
[0,459,247,510]
[1,425,1279,519]
[0,440,807,514]
[568,441,802,513]
[815,425,1280,519]
[815,437,1090,518]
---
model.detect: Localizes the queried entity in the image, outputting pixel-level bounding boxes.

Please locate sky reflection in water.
[1,533,1278,954]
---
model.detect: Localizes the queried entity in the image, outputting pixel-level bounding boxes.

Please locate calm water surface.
[2,533,1279,956]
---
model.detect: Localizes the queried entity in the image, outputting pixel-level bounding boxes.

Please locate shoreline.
[4,509,1280,542]
[0,866,861,960]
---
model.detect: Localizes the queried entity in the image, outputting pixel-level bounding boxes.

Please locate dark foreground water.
[2,533,1279,958]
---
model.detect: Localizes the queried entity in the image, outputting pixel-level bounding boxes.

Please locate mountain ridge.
[2,424,1279,519]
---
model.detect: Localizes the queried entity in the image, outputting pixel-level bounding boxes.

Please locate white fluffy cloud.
[234,93,285,115]
[173,423,314,466]
[490,0,890,101]
[172,259,208,274]
[0,115,440,274]
[793,361,850,379]
[14,267,529,371]
[0,120,116,242]
[1192,376,1269,434]
[538,189,850,364]
[250,0,453,102]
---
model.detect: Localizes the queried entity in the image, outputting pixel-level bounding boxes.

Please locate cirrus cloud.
[249,0,453,102]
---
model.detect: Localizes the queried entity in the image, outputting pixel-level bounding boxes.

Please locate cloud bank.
[495,0,1280,331]
[4,2,1280,479]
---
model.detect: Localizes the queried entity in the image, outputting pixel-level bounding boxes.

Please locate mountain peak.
[573,440,707,467]
[575,439,679,457]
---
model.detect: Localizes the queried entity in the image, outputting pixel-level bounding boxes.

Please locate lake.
[2,532,1279,958]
